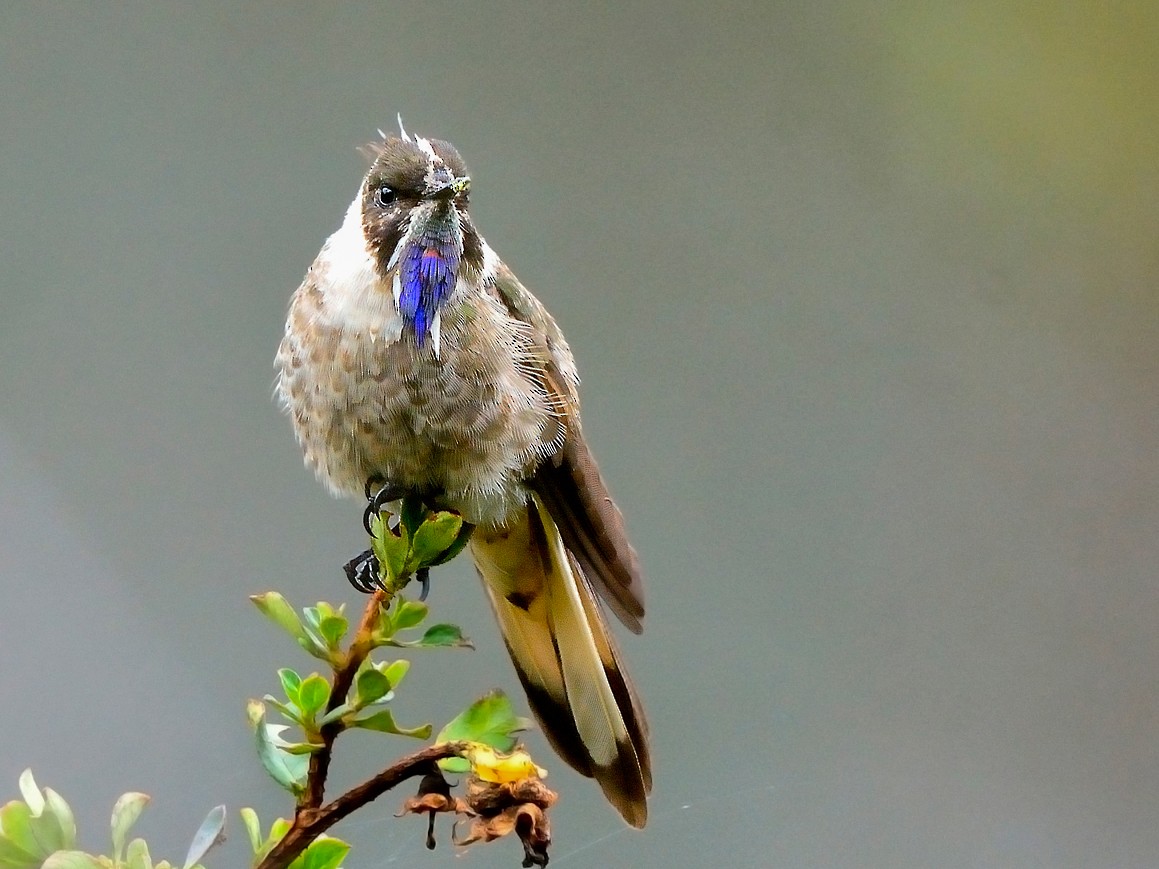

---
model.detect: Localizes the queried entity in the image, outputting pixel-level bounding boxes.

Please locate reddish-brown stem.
[255,741,469,869]
[298,589,390,812]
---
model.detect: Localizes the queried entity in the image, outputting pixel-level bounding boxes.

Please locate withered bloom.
[454,776,558,867]
[396,770,470,850]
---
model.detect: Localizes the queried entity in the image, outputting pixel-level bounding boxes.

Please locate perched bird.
[275,124,651,826]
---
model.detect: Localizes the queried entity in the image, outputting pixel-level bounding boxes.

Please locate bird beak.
[430,173,471,200]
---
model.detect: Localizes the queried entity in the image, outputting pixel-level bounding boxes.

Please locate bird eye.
[375,184,396,207]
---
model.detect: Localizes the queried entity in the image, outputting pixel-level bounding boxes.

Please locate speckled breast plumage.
[276,275,559,529]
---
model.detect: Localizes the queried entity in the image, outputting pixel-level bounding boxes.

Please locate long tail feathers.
[470,494,652,827]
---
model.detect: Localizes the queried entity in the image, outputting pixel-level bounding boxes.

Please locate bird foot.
[343,548,431,601]
[350,478,441,599]
[344,549,380,593]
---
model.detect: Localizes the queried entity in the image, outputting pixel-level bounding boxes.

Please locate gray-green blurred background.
[3,4,1157,867]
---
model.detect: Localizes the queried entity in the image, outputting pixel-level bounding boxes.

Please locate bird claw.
[354,479,437,599]
[363,477,407,535]
[342,552,430,600]
[344,549,381,593]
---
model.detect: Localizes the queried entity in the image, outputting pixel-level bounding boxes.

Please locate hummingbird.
[275,123,651,826]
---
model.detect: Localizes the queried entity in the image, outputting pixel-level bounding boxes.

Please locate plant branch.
[301,588,391,811]
[256,740,469,869]
[252,505,481,867]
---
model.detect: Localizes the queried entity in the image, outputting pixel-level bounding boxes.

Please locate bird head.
[360,125,483,353]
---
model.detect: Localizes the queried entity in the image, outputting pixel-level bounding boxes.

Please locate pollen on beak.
[430,173,470,200]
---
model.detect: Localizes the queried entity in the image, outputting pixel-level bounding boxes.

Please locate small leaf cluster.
[251,594,471,669]
[248,597,350,667]
[0,770,223,869]
[248,591,473,798]
[369,500,473,591]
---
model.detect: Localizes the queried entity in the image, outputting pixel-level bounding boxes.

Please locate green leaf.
[248,815,291,864]
[251,705,307,796]
[239,807,262,855]
[370,514,408,584]
[436,691,530,773]
[298,610,334,660]
[370,603,395,645]
[294,606,341,664]
[40,853,105,869]
[182,804,225,869]
[296,632,336,664]
[26,809,67,856]
[437,757,471,775]
[408,512,463,569]
[427,520,475,567]
[290,836,350,869]
[391,599,428,632]
[414,623,474,649]
[316,702,355,728]
[279,742,322,756]
[353,668,391,708]
[296,675,331,721]
[250,593,307,644]
[269,817,291,842]
[0,800,43,860]
[399,496,426,539]
[263,695,304,726]
[313,601,343,621]
[1,776,74,860]
[350,709,432,739]
[277,668,303,705]
[125,837,153,869]
[382,659,410,689]
[15,772,42,816]
[110,792,149,863]
[0,823,40,867]
[301,604,346,652]
[317,614,348,649]
[43,789,76,851]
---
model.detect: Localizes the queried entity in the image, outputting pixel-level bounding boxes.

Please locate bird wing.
[488,263,645,632]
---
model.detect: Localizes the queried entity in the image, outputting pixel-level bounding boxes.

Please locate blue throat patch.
[398,235,460,346]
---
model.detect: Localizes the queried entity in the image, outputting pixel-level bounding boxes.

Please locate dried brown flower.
[454,776,558,867]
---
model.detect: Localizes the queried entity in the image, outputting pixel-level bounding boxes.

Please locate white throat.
[312,195,404,343]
